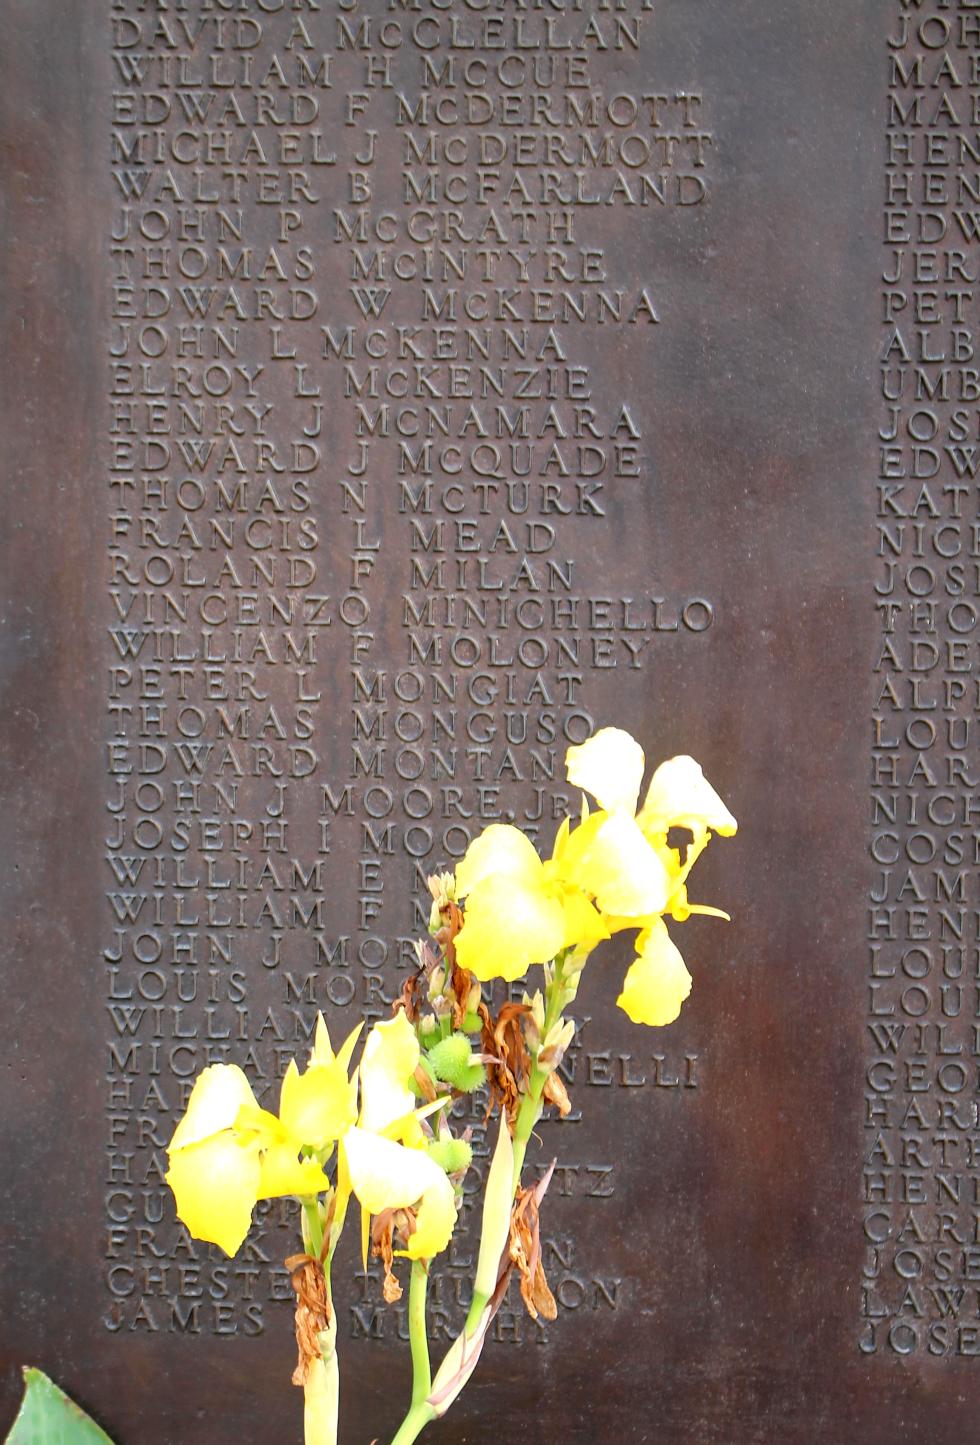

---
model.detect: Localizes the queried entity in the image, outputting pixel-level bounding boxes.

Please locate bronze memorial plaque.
[7,0,980,1441]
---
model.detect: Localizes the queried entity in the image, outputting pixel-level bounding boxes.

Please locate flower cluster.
[163,726,736,1445]
[167,1011,460,1267]
[453,726,736,1026]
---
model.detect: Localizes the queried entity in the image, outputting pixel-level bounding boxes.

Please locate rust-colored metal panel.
[3,1,973,1441]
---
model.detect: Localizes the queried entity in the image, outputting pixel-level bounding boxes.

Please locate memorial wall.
[6,0,980,1440]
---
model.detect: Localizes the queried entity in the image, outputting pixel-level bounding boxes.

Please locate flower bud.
[564,947,591,977]
[427,870,457,908]
[528,989,546,1032]
[539,1017,575,1072]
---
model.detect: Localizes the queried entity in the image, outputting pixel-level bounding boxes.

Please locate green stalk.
[511,1075,546,1186]
[390,1399,437,1445]
[391,949,586,1441]
[510,951,569,1185]
[302,1197,324,1259]
[388,1262,435,1445]
[304,1312,339,1445]
[408,1261,432,1407]
[299,1197,338,1445]
[463,952,576,1334]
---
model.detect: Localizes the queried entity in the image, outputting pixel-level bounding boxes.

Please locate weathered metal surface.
[6,1,979,1441]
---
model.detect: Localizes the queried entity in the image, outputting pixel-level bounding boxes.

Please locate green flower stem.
[393,948,587,1440]
[390,1400,437,1445]
[299,1197,338,1445]
[302,1197,324,1259]
[408,1260,432,1407]
[463,949,579,1342]
[511,1075,547,1186]
[389,1261,435,1445]
[304,1311,339,1445]
[511,950,570,1185]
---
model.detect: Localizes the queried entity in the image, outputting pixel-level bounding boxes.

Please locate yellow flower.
[563,729,737,1026]
[166,1016,361,1257]
[563,729,737,923]
[616,918,692,1027]
[562,729,674,916]
[336,1013,459,1264]
[639,753,738,838]
[344,1126,457,1261]
[637,754,737,921]
[278,1014,361,1152]
[453,823,607,983]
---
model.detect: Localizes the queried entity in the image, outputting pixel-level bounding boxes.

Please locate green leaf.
[4,1370,115,1445]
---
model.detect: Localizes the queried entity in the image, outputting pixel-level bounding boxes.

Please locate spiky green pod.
[427,1137,473,1175]
[428,1033,484,1092]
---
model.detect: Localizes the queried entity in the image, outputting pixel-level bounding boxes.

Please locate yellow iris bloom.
[453,823,607,983]
[344,1126,457,1261]
[166,1017,361,1257]
[564,729,737,922]
[637,753,737,921]
[339,1011,458,1262]
[277,1014,361,1152]
[563,728,737,1026]
[562,729,675,916]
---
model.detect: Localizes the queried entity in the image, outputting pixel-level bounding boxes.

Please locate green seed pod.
[456,1062,487,1093]
[427,1032,471,1085]
[428,1137,473,1176]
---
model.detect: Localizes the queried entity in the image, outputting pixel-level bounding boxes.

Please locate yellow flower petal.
[558,886,610,952]
[312,1013,335,1066]
[359,1013,420,1135]
[639,755,737,837]
[335,1021,364,1075]
[566,727,646,815]
[455,824,543,898]
[234,1104,287,1143]
[666,880,731,924]
[550,815,572,864]
[616,919,693,1027]
[455,872,566,983]
[311,1014,363,1073]
[257,1139,329,1199]
[279,1057,359,1152]
[166,1132,260,1256]
[405,1170,457,1260]
[169,1064,258,1151]
[560,811,672,918]
[344,1127,457,1260]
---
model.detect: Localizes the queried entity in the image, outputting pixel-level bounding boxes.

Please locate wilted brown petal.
[370,1212,403,1305]
[285,1252,332,1387]
[413,1062,438,1104]
[543,1071,572,1119]
[481,1001,533,1126]
[398,967,425,1025]
[508,1182,557,1323]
